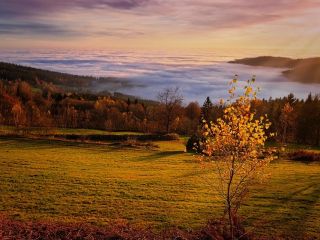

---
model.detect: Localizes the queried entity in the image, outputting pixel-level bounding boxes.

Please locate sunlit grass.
[0,137,319,238]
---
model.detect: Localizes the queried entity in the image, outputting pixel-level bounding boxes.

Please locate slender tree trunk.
[227,194,233,240]
[227,156,235,240]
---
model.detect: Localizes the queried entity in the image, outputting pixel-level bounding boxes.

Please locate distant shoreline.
[229,56,320,84]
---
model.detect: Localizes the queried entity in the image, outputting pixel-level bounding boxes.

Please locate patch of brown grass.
[0,215,248,240]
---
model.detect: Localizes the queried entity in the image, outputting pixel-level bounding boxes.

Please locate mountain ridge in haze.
[229,56,320,84]
[0,61,156,104]
[0,61,134,89]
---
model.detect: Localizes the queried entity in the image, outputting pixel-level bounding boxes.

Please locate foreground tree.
[199,78,274,239]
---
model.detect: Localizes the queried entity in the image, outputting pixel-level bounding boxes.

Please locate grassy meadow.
[0,136,319,238]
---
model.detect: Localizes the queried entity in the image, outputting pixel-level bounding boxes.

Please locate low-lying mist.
[1,49,319,103]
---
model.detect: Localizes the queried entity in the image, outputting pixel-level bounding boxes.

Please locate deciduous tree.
[199,78,274,239]
[157,87,183,133]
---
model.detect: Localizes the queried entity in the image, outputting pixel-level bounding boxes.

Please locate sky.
[0,0,320,57]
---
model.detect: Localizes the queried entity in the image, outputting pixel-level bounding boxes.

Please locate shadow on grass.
[136,151,185,161]
[280,183,320,238]
[0,136,114,151]
[255,181,320,238]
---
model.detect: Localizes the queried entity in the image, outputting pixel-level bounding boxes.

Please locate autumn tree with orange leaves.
[199,77,274,240]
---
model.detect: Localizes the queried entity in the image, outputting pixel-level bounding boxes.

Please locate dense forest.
[0,62,319,145]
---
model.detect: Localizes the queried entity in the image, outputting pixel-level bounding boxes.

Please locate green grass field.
[0,137,319,238]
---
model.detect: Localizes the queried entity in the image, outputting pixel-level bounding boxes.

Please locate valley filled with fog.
[1,49,319,103]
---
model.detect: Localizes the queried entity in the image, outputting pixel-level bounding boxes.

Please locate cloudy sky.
[0,0,320,56]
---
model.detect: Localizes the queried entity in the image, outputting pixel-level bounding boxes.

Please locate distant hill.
[229,56,320,84]
[0,61,155,105]
[0,62,128,89]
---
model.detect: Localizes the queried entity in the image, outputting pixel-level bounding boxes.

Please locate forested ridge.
[0,61,129,89]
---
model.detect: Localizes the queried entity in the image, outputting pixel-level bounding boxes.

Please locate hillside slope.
[230,56,320,84]
[0,62,127,89]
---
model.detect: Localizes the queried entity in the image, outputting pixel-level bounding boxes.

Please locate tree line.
[202,93,320,146]
[0,79,319,145]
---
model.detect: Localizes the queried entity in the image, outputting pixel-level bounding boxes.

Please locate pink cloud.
[158,0,320,29]
[0,0,319,37]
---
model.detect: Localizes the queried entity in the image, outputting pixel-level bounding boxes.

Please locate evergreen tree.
[201,96,214,124]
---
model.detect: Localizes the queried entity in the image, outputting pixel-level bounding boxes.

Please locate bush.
[52,133,180,142]
[186,135,203,153]
[121,139,159,149]
[288,150,320,162]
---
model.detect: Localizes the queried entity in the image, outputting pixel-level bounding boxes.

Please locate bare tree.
[158,87,183,133]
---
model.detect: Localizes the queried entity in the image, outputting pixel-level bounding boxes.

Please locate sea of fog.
[1,49,320,103]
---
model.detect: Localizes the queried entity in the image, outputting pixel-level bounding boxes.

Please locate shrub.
[121,139,159,149]
[162,133,180,140]
[52,133,180,142]
[186,135,203,153]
